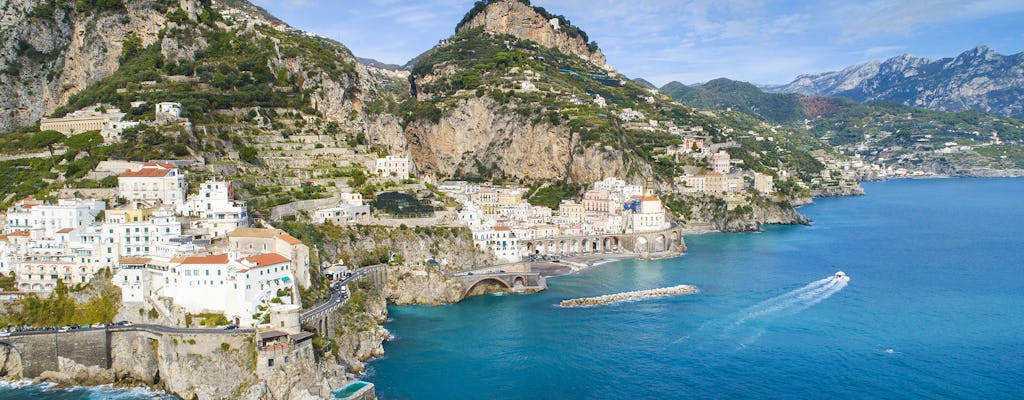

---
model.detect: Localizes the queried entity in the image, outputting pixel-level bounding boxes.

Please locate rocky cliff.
[405,96,630,182]
[765,46,1024,117]
[0,0,387,139]
[0,330,339,400]
[0,0,179,132]
[456,0,607,69]
[668,193,811,233]
[330,284,389,374]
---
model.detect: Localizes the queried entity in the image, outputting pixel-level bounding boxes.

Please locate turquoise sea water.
[2,178,1022,399]
[367,178,1024,399]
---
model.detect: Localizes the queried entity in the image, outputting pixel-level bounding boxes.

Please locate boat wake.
[676,272,850,350]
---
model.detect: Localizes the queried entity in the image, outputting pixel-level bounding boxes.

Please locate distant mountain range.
[761,46,1024,118]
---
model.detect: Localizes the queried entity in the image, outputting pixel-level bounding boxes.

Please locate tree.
[64,131,103,167]
[31,130,65,168]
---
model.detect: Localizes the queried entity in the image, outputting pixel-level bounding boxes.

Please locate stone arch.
[635,236,648,253]
[513,276,526,288]
[463,277,512,299]
[581,239,590,254]
[654,234,667,253]
[670,230,681,249]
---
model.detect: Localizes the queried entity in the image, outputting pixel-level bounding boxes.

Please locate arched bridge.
[451,264,546,301]
[520,225,686,258]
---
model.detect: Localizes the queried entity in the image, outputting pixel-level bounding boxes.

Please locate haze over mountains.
[761,46,1024,118]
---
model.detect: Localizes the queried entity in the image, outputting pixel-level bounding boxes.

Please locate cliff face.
[405,96,629,182]
[0,331,336,400]
[384,265,465,305]
[0,0,178,132]
[331,288,389,374]
[456,0,607,69]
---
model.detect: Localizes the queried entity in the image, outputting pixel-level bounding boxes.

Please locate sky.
[249,0,1024,86]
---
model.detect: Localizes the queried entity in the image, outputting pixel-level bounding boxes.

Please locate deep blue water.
[3,179,1023,399]
[367,178,1024,399]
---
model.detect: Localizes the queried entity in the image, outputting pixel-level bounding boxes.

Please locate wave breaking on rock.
[559,285,698,307]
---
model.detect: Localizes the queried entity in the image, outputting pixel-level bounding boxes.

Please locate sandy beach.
[529,253,639,277]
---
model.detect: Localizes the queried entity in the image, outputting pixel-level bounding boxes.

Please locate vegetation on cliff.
[0,272,121,327]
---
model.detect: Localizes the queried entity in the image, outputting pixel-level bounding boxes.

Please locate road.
[5,324,255,337]
[300,267,372,321]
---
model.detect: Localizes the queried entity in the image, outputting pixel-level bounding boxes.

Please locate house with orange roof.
[151,252,295,327]
[227,228,310,288]
[117,162,187,210]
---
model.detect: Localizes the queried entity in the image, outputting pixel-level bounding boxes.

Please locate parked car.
[224,324,238,330]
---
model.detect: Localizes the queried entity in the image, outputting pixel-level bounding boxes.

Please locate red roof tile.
[119,168,172,178]
[278,233,302,245]
[145,161,178,169]
[243,253,290,267]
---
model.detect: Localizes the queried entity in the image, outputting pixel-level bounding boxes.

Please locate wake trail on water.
[674,273,850,351]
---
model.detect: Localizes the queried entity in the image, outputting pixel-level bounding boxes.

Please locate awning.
[282,276,291,282]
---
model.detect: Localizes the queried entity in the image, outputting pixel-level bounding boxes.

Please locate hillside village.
[1,0,1019,398]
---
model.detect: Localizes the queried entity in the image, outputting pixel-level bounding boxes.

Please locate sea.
[366,178,1024,399]
[3,178,1023,399]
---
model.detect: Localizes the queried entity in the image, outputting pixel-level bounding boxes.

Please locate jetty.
[559,285,698,307]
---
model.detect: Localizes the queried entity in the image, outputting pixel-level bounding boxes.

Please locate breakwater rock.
[559,285,698,307]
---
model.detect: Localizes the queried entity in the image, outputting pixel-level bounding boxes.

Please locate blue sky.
[250,0,1024,86]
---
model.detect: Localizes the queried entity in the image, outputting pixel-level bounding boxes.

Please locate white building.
[374,156,411,180]
[154,252,295,327]
[592,177,643,198]
[628,186,668,233]
[183,179,250,237]
[3,198,106,237]
[754,173,775,195]
[227,228,311,288]
[118,162,188,210]
[458,201,486,228]
[156,102,182,118]
[313,203,370,225]
[712,151,731,174]
[39,104,139,142]
[472,226,520,262]
[100,206,183,262]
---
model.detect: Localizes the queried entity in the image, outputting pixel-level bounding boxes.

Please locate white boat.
[834,271,847,279]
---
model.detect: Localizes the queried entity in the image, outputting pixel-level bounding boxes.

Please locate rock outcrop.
[456,0,607,69]
[384,265,465,305]
[405,96,629,182]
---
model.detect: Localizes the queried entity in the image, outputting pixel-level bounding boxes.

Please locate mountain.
[356,57,404,71]
[662,79,809,124]
[764,46,1024,118]
[455,0,607,69]
[663,77,1024,176]
[398,0,854,188]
